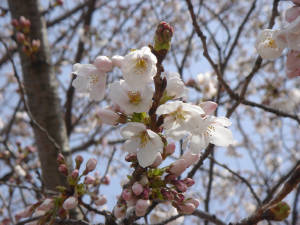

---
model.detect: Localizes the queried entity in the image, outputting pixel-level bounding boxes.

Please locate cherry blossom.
[121,46,157,89]
[163,72,186,99]
[120,122,163,167]
[108,80,153,114]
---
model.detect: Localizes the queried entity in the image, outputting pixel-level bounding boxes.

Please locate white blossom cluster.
[72,46,234,168]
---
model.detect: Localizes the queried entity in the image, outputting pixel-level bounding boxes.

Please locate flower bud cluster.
[11,16,40,56]
[255,0,300,78]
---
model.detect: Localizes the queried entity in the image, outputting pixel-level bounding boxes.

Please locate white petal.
[120,122,146,139]
[214,116,232,127]
[73,63,97,76]
[137,147,160,168]
[123,138,139,153]
[89,73,106,101]
[189,134,209,153]
[72,75,89,92]
[209,125,234,147]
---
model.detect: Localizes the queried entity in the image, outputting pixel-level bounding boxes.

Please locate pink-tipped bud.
[169,159,187,176]
[85,158,97,173]
[165,174,177,183]
[181,152,200,168]
[161,188,174,201]
[11,19,19,27]
[125,153,137,162]
[111,55,124,68]
[200,101,218,115]
[183,178,195,187]
[71,169,79,179]
[56,0,64,5]
[186,198,200,208]
[174,180,188,192]
[84,175,95,185]
[135,199,150,217]
[95,195,107,206]
[141,187,150,200]
[132,182,143,196]
[151,153,163,167]
[165,143,176,155]
[98,108,119,125]
[101,175,110,185]
[75,155,83,169]
[57,153,65,164]
[19,16,30,28]
[94,56,113,72]
[177,203,196,214]
[58,164,68,176]
[175,193,185,202]
[62,196,78,210]
[154,21,174,51]
[114,205,125,218]
[37,199,54,211]
[122,189,133,201]
[15,207,32,221]
[16,32,25,43]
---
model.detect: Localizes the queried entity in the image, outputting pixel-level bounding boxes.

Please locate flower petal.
[209,125,234,147]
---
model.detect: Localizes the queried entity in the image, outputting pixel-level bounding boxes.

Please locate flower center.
[170,106,186,122]
[128,91,142,105]
[89,74,99,85]
[139,131,150,147]
[265,38,277,49]
[135,58,147,73]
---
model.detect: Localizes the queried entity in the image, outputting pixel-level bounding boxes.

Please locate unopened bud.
[154,21,174,51]
[58,164,68,176]
[57,153,65,164]
[122,189,133,201]
[98,108,120,125]
[169,159,187,176]
[161,188,174,201]
[263,202,291,221]
[174,180,188,192]
[177,203,196,214]
[19,16,30,30]
[94,56,113,72]
[132,182,143,196]
[62,196,78,210]
[84,158,97,174]
[125,153,137,162]
[186,198,200,208]
[31,40,40,52]
[16,32,25,43]
[165,143,175,155]
[75,155,83,169]
[135,199,150,217]
[101,175,110,185]
[183,178,195,187]
[95,195,107,206]
[11,19,19,28]
[84,175,95,185]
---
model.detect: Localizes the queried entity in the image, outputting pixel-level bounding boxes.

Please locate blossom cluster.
[255,0,300,78]
[70,21,234,219]
[15,154,108,224]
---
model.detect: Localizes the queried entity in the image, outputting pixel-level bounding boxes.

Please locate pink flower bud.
[62,196,78,210]
[71,169,79,179]
[19,16,30,28]
[95,195,107,206]
[174,180,188,192]
[135,199,150,216]
[186,198,200,208]
[151,153,163,167]
[38,199,54,211]
[122,189,133,201]
[85,158,97,173]
[15,207,32,221]
[286,50,300,78]
[125,153,137,162]
[98,108,119,125]
[165,174,177,182]
[11,19,19,27]
[177,203,196,214]
[111,55,124,68]
[132,182,143,196]
[285,6,300,23]
[199,101,218,115]
[58,164,68,176]
[16,32,25,43]
[183,178,195,187]
[181,152,200,168]
[101,175,110,185]
[175,193,185,202]
[94,56,113,72]
[114,205,125,218]
[141,187,150,199]
[169,159,187,176]
[84,175,95,185]
[161,188,174,200]
[57,153,65,164]
[165,143,176,155]
[75,155,83,169]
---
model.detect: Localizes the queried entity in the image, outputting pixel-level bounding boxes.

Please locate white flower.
[184,116,234,153]
[196,72,217,99]
[163,72,186,99]
[156,101,204,140]
[72,63,107,101]
[108,80,153,114]
[255,29,286,60]
[121,46,157,89]
[120,122,163,168]
[150,203,184,225]
[93,55,113,72]
[278,16,300,51]
[112,55,124,68]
